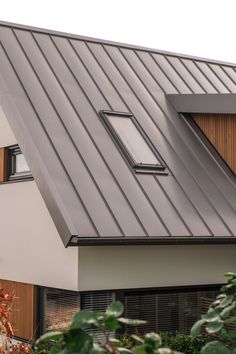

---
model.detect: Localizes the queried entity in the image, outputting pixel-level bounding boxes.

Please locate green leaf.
[71,311,98,329]
[104,315,120,330]
[144,333,162,349]
[225,272,236,279]
[118,318,147,326]
[201,341,231,354]
[202,309,220,322]
[191,319,204,337]
[218,295,234,308]
[133,344,149,354]
[221,302,236,317]
[224,315,236,325]
[118,348,133,354]
[105,301,124,317]
[211,299,221,308]
[230,347,236,354]
[64,328,93,354]
[131,335,144,344]
[205,320,224,334]
[109,338,121,346]
[49,347,62,354]
[95,311,105,321]
[156,349,173,354]
[36,331,64,344]
[216,294,226,299]
[219,329,236,342]
[89,344,106,354]
[222,284,234,293]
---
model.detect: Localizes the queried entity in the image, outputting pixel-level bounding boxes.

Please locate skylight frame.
[100,110,167,174]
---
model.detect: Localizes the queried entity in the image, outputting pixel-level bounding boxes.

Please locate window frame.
[100,110,167,174]
[7,145,32,182]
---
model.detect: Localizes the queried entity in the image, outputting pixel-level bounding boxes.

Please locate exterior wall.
[78,245,236,291]
[0,106,17,147]
[0,106,78,291]
[193,113,236,174]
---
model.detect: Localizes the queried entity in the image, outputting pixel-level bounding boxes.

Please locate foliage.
[37,301,182,354]
[0,287,15,353]
[118,334,135,349]
[11,342,31,354]
[0,287,14,338]
[160,333,208,354]
[0,286,31,354]
[191,272,236,353]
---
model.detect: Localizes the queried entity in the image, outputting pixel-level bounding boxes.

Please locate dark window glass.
[44,289,81,332]
[100,111,167,174]
[124,288,219,335]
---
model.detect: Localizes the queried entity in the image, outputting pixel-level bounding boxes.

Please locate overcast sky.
[1,0,236,64]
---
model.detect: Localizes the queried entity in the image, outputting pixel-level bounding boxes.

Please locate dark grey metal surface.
[167,93,236,113]
[1,21,236,246]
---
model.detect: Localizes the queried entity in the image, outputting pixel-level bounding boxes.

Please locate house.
[0,20,236,340]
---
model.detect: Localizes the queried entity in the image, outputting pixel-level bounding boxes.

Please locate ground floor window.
[123,288,218,335]
[41,288,81,332]
[39,285,219,337]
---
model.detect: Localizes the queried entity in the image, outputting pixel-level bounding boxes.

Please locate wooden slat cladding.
[0,147,6,182]
[192,114,236,174]
[0,279,36,339]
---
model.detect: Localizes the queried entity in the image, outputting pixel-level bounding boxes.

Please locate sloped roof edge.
[0,20,236,68]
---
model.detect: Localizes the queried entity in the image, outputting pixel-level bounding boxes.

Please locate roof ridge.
[1,20,236,68]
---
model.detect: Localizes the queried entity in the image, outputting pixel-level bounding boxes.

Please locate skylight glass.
[100,111,166,174]
[107,115,160,165]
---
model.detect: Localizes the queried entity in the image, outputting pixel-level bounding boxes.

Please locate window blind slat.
[124,289,218,335]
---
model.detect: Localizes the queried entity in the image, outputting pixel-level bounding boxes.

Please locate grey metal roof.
[1,21,236,246]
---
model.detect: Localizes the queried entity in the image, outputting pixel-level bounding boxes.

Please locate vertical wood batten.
[0,279,36,339]
[192,114,236,174]
[0,148,6,182]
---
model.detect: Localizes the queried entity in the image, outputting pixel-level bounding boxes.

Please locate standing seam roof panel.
[52,36,170,237]
[180,59,218,93]
[166,57,205,94]
[209,64,236,92]
[137,51,179,94]
[195,61,230,93]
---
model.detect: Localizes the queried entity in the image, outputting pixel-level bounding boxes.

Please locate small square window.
[100,111,167,174]
[8,145,31,181]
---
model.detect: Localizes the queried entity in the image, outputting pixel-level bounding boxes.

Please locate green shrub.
[191,272,236,353]
[37,302,182,354]
[160,333,208,354]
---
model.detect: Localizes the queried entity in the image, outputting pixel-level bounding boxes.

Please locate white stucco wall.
[78,245,236,291]
[0,106,17,147]
[0,181,78,290]
[0,106,79,291]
